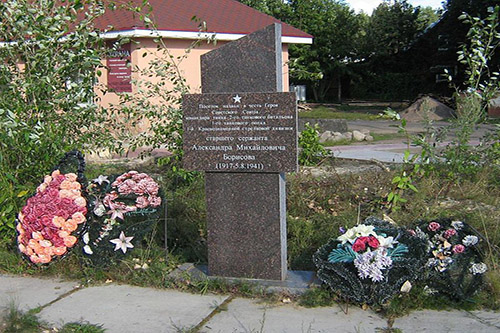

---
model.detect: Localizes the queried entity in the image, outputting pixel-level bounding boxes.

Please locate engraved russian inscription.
[183,92,297,172]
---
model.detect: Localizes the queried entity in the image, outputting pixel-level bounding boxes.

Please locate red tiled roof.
[94,0,312,39]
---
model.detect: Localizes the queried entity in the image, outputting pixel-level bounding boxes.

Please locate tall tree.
[363,0,423,57]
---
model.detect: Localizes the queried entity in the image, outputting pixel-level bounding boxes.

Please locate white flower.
[83,232,90,244]
[93,203,106,217]
[337,224,376,244]
[463,235,479,246]
[93,175,109,185]
[470,262,487,275]
[400,280,412,293]
[376,235,395,248]
[83,245,93,255]
[110,231,134,254]
[451,221,464,230]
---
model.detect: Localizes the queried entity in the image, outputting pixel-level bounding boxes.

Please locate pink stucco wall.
[97,38,290,108]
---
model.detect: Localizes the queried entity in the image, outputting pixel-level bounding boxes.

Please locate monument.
[183,24,297,280]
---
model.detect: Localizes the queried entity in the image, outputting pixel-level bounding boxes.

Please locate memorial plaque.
[183,92,297,173]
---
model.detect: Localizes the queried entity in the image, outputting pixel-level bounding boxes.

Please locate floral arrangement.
[411,218,487,300]
[82,171,162,266]
[314,217,427,305]
[16,151,87,264]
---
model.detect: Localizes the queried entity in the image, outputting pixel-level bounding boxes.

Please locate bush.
[298,123,329,166]
[0,1,113,240]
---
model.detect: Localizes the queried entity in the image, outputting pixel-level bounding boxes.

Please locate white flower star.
[110,231,134,254]
[93,175,109,185]
[233,94,242,103]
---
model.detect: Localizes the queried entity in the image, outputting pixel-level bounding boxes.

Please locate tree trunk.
[337,74,342,103]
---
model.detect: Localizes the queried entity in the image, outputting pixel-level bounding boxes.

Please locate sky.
[345,0,445,14]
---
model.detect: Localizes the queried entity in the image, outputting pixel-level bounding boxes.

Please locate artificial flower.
[428,222,441,232]
[470,262,487,275]
[110,231,134,254]
[452,244,465,254]
[463,235,479,247]
[354,249,393,282]
[451,221,464,230]
[400,280,412,293]
[337,224,376,244]
[83,245,93,255]
[93,175,109,185]
[444,228,457,239]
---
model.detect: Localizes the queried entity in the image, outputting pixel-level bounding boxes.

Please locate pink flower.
[132,173,148,181]
[444,228,457,239]
[149,196,162,207]
[428,222,441,232]
[136,196,150,209]
[453,244,465,254]
[146,182,159,195]
[103,192,119,209]
[117,184,132,195]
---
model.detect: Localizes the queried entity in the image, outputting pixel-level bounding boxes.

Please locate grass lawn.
[299,105,402,121]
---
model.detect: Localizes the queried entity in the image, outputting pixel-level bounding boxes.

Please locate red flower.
[367,236,380,249]
[40,216,53,227]
[352,237,368,252]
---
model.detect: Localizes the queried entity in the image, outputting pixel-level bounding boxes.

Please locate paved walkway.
[1,275,499,332]
[327,120,495,163]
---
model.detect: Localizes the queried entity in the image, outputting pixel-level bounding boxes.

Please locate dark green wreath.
[411,218,486,301]
[313,217,427,305]
[81,173,163,267]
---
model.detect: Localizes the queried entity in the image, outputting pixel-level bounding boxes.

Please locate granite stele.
[183,24,298,280]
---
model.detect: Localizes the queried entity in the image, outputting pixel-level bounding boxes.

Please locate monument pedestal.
[206,172,286,280]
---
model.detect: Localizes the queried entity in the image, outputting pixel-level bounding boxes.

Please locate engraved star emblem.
[233,94,242,103]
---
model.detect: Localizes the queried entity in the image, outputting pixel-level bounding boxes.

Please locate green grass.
[299,106,382,120]
[0,305,105,332]
[370,133,407,142]
[60,322,106,333]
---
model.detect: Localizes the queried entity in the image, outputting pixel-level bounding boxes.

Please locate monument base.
[206,172,287,280]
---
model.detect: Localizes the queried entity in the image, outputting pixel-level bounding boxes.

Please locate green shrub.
[298,123,329,166]
[0,1,116,240]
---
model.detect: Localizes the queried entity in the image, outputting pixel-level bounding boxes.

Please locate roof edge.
[101,29,313,44]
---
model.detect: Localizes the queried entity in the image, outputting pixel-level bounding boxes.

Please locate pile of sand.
[401,96,454,121]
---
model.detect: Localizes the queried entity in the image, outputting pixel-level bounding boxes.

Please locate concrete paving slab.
[331,148,407,163]
[393,310,500,333]
[0,274,78,312]
[468,311,500,331]
[200,298,387,333]
[37,284,228,333]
